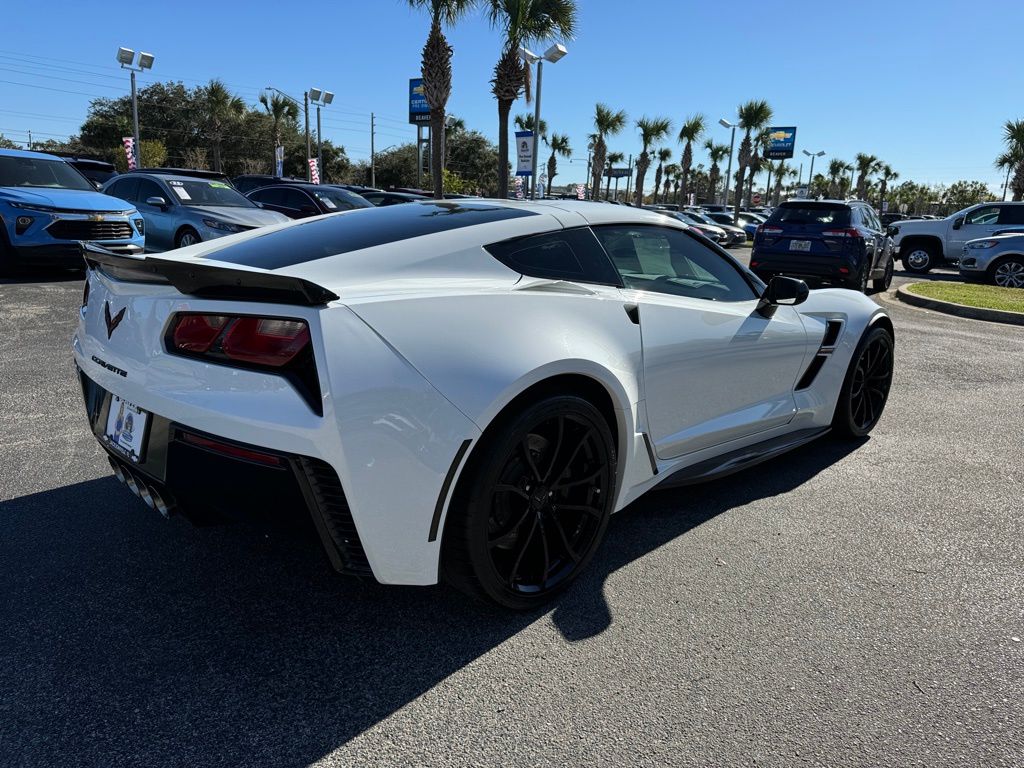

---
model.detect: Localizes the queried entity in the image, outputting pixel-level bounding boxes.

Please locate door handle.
[624,303,640,325]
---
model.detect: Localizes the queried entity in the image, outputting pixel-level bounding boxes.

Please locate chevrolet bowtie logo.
[104,301,126,339]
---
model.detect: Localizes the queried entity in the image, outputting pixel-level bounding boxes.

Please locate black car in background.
[361,190,430,206]
[231,174,309,194]
[749,199,894,293]
[53,154,117,189]
[245,183,372,218]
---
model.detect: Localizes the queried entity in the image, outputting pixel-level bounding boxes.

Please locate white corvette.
[74,200,894,608]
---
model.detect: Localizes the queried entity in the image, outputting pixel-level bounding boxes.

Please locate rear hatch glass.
[762,203,852,256]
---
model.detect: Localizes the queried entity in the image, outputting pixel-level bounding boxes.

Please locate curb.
[896,283,1024,326]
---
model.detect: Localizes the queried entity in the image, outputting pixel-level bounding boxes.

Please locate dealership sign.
[515,131,534,176]
[765,126,797,159]
[409,78,430,124]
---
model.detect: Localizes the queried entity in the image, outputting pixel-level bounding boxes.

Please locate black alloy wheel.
[833,326,894,438]
[443,396,616,609]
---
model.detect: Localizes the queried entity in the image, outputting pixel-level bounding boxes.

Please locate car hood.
[0,187,135,212]
[188,206,291,227]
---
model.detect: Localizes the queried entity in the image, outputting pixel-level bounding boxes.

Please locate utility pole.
[316,103,323,183]
[370,112,376,188]
[626,154,633,204]
[304,91,311,181]
[27,130,32,150]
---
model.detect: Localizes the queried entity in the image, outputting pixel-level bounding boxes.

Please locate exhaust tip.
[139,483,155,509]
[125,473,140,496]
[108,456,125,483]
[151,489,173,519]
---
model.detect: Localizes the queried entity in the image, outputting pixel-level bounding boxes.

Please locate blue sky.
[2,0,1022,192]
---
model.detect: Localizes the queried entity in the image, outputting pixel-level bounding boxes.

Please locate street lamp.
[522,42,568,199]
[719,118,737,207]
[802,149,825,196]
[267,86,311,181]
[116,47,154,169]
[309,88,333,183]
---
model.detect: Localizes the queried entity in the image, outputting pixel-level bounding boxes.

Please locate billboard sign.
[604,167,631,178]
[409,78,430,124]
[765,126,797,159]
[515,131,534,176]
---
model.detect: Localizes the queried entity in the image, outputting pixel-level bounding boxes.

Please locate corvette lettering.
[91,355,127,378]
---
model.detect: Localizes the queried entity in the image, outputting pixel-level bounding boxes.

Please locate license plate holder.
[104,395,150,463]
[789,240,812,252]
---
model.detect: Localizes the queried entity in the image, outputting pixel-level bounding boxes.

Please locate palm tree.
[676,114,705,204]
[653,147,673,203]
[878,164,899,210]
[772,161,795,205]
[605,150,624,200]
[258,92,299,175]
[513,113,547,138]
[1000,119,1024,201]
[633,116,672,206]
[544,132,571,195]
[489,0,577,199]
[705,140,729,204]
[996,146,1024,201]
[731,99,772,220]
[662,162,679,202]
[407,0,476,199]
[825,158,846,198]
[746,131,768,205]
[854,153,881,199]
[202,79,245,172]
[590,104,628,201]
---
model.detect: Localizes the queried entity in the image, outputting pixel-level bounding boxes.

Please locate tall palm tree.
[662,162,679,202]
[489,0,577,199]
[513,113,547,138]
[878,164,899,210]
[633,116,672,206]
[854,153,881,199]
[731,99,772,220]
[705,140,729,204]
[258,92,299,175]
[407,0,476,198]
[825,158,846,198]
[1001,119,1024,201]
[996,145,1024,201]
[544,132,571,195]
[746,131,768,205]
[676,114,706,204]
[772,161,795,205]
[202,79,245,172]
[590,103,627,201]
[605,150,624,200]
[653,147,673,203]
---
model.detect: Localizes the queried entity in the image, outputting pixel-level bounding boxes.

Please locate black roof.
[125,167,231,181]
[233,174,308,184]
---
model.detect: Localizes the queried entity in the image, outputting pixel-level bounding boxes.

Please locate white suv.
[891,202,1024,273]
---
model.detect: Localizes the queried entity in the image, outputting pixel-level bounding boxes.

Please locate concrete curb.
[896,283,1024,326]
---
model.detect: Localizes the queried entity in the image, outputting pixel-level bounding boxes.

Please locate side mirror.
[145,196,168,209]
[757,276,809,318]
[952,216,964,230]
[886,225,898,236]
[91,180,103,190]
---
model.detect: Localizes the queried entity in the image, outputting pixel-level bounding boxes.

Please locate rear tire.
[872,256,894,292]
[832,326,894,438]
[901,242,936,274]
[442,396,616,610]
[989,255,1024,288]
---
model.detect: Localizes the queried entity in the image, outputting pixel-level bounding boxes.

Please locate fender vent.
[796,320,844,390]
[796,355,828,390]
[299,457,372,576]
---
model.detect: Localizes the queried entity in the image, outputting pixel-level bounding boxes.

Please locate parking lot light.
[309,89,334,184]
[525,44,568,199]
[719,118,737,206]
[802,149,826,196]
[117,46,154,169]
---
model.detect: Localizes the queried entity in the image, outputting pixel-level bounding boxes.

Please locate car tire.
[900,242,936,273]
[175,227,200,249]
[442,395,616,610]
[832,326,894,439]
[872,256,894,292]
[989,255,1024,288]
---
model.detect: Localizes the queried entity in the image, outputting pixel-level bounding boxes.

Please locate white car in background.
[891,201,1024,273]
[75,200,894,609]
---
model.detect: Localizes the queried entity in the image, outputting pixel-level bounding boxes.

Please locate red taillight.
[750,260,759,268]
[181,432,282,466]
[838,266,851,274]
[822,228,862,239]
[221,317,310,367]
[172,314,230,352]
[761,226,783,235]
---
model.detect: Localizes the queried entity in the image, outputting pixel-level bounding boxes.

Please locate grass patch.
[906,281,1024,313]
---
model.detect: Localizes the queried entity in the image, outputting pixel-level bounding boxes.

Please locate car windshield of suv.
[769,204,851,227]
[166,179,255,207]
[0,156,93,190]
[313,187,372,211]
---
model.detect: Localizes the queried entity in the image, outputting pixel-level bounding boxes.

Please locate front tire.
[989,256,1024,288]
[175,227,200,249]
[832,326,894,438]
[872,256,894,292]
[442,396,616,610]
[901,242,936,274]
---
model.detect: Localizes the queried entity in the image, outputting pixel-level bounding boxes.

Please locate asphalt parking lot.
[1,253,1022,768]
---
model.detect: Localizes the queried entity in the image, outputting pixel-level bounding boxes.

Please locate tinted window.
[249,187,284,206]
[997,205,1024,225]
[768,204,851,227]
[965,205,999,225]
[0,155,93,190]
[204,202,538,269]
[593,224,756,301]
[313,187,372,211]
[136,179,167,205]
[106,177,139,202]
[279,188,313,210]
[486,228,619,286]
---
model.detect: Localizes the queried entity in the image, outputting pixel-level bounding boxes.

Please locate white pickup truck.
[892,201,1024,273]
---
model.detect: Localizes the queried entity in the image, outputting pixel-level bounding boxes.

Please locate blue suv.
[0,149,144,272]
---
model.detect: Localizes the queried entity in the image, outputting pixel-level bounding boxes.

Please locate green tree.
[489,0,577,199]
[590,104,627,201]
[604,150,624,200]
[1000,119,1024,201]
[111,139,167,171]
[676,114,705,203]
[878,164,899,209]
[653,147,673,203]
[772,161,796,205]
[201,79,246,172]
[943,180,995,211]
[633,116,672,206]
[705,140,729,204]
[513,113,547,137]
[854,153,881,199]
[0,133,20,149]
[258,91,299,175]
[732,99,772,219]
[544,132,571,195]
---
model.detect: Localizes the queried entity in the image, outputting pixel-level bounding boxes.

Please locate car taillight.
[761,226,783,235]
[172,314,230,352]
[168,313,310,367]
[822,228,863,239]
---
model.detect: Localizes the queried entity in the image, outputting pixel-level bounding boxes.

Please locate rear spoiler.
[80,243,339,307]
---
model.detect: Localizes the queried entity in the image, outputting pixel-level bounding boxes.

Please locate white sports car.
[74,200,894,609]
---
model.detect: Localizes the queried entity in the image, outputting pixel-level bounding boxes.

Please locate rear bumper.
[751,250,859,287]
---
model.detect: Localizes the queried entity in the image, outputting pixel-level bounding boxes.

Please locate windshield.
[166,179,254,208]
[687,211,718,225]
[313,187,372,211]
[0,156,94,191]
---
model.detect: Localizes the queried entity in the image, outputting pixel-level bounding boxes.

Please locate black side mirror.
[952,216,964,230]
[886,225,897,236]
[757,276,809,318]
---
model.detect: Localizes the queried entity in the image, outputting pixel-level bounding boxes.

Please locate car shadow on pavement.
[0,436,864,766]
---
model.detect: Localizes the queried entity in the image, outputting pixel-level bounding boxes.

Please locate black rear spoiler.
[80,243,339,307]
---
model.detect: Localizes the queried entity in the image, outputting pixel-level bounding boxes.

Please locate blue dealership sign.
[409,78,430,124]
[765,126,797,159]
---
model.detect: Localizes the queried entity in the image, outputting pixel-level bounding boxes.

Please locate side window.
[280,188,312,211]
[965,205,1000,225]
[107,177,139,202]
[136,179,166,205]
[485,227,621,286]
[250,188,283,206]
[593,224,757,302]
[997,205,1024,225]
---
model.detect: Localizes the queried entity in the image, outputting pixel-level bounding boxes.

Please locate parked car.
[0,148,143,271]
[102,169,290,251]
[890,202,1024,273]
[880,212,909,227]
[749,199,894,293]
[76,199,893,608]
[700,204,731,214]
[959,232,1024,288]
[246,183,372,218]
[680,210,747,247]
[647,207,727,245]
[704,211,766,240]
[53,154,118,189]
[360,190,430,206]
[232,174,308,194]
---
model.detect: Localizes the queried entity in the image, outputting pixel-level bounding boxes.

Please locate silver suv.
[960,232,1024,288]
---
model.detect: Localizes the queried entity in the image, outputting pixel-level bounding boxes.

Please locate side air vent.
[796,355,828,390]
[796,319,844,391]
[822,319,843,348]
[299,457,373,576]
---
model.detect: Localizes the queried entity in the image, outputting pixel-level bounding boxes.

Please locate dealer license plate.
[789,240,812,252]
[105,395,149,462]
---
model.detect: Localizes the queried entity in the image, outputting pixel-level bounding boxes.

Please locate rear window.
[769,204,850,227]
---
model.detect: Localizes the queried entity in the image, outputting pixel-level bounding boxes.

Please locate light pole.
[308,88,333,183]
[802,149,825,196]
[266,86,311,180]
[521,43,568,200]
[719,118,737,207]
[116,47,154,168]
